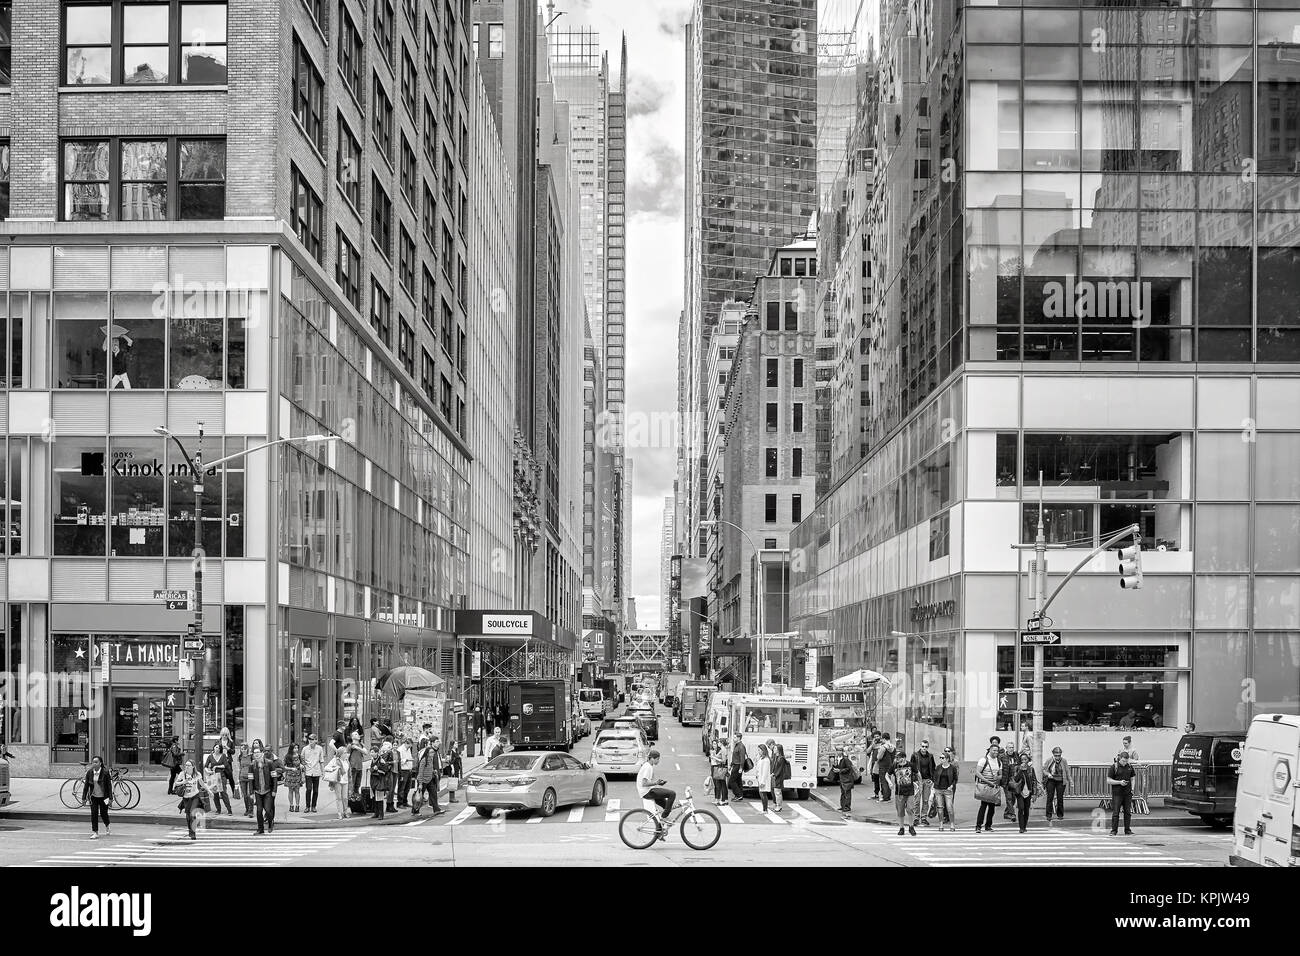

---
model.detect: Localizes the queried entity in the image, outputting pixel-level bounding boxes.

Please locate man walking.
[933,750,959,831]
[1107,752,1136,835]
[301,733,325,813]
[246,743,283,834]
[909,739,937,826]
[1041,746,1072,823]
[728,732,748,802]
[875,733,895,801]
[832,745,855,815]
[866,730,883,799]
[999,741,1019,822]
[420,735,447,815]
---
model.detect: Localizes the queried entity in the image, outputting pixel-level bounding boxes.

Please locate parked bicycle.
[618,786,721,850]
[59,764,142,811]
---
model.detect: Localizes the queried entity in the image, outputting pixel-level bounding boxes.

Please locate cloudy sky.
[561,0,694,628]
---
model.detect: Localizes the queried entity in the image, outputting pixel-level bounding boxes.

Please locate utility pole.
[189,425,205,770]
[1032,471,1046,771]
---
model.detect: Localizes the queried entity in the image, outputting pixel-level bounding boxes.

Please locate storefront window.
[53,438,108,556]
[48,634,90,761]
[166,439,223,558]
[109,437,166,557]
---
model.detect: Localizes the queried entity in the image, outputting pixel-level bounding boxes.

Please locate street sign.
[1020,630,1062,645]
[1025,614,1043,631]
[999,689,1031,711]
[165,689,187,709]
[471,651,481,680]
[154,589,192,610]
[183,637,204,651]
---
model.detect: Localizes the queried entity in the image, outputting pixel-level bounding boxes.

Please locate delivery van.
[1166,730,1246,827]
[578,687,609,719]
[1229,713,1300,867]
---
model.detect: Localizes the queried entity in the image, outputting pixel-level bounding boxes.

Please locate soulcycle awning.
[454,610,571,650]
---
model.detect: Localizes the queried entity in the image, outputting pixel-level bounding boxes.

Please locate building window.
[440,223,453,276]
[63,1,228,85]
[792,403,803,433]
[290,163,323,260]
[766,301,779,331]
[370,280,392,346]
[792,358,804,388]
[420,266,436,329]
[764,538,777,549]
[398,226,415,295]
[398,317,414,374]
[766,403,778,432]
[441,146,454,200]
[372,75,393,160]
[0,139,9,218]
[0,3,10,87]
[400,42,417,117]
[423,15,437,76]
[303,0,324,27]
[402,0,417,29]
[442,71,453,125]
[292,34,325,151]
[765,448,778,478]
[399,134,417,208]
[422,180,437,246]
[420,348,435,402]
[62,137,226,222]
[456,396,465,436]
[791,494,802,524]
[764,494,777,524]
[439,374,452,420]
[765,358,778,388]
[370,174,392,258]
[335,228,361,309]
[423,97,438,164]
[336,114,361,207]
[440,297,453,355]
[784,301,798,331]
[929,510,950,560]
[488,23,503,59]
[373,0,394,63]
[792,447,803,478]
[457,327,466,376]
[338,1,362,100]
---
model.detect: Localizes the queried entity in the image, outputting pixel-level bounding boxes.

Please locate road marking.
[527,813,545,824]
[788,804,821,821]
[567,806,585,822]
[402,818,427,827]
[604,798,622,823]
[749,801,789,824]
[446,807,474,826]
[718,804,744,824]
[675,763,680,771]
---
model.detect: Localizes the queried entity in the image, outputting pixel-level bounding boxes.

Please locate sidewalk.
[809,776,1199,829]
[0,755,491,830]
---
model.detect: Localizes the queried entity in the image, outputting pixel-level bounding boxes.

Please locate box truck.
[505,680,571,751]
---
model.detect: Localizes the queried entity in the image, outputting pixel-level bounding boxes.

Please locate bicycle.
[59,765,142,811]
[618,786,721,851]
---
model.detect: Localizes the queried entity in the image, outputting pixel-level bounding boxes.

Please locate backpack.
[893,764,915,797]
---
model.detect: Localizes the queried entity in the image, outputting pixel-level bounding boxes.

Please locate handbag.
[198,790,212,813]
[742,757,754,773]
[973,779,1003,805]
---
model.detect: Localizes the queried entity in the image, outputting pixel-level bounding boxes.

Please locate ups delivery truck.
[506,680,571,751]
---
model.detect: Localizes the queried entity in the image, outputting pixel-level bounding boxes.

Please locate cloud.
[657,9,690,36]
[627,74,671,119]
[627,140,683,215]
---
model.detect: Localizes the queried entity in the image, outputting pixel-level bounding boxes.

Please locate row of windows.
[765,402,805,433]
[763,493,803,525]
[764,357,805,388]
[63,1,228,86]
[62,137,225,222]
[764,447,805,479]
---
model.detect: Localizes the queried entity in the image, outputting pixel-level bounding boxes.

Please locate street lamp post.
[155,426,339,767]
[701,518,766,688]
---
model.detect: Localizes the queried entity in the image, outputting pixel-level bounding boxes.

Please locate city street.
[1,706,1232,868]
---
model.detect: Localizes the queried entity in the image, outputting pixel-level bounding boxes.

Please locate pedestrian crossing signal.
[1117,541,1143,589]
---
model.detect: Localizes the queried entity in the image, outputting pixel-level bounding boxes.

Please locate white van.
[1229,713,1299,867]
[578,688,609,720]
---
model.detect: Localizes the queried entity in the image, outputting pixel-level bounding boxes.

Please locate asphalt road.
[0,703,1234,867]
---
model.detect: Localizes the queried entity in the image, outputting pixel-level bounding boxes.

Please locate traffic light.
[1117,539,1143,589]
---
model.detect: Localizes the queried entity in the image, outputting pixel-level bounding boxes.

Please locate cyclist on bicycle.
[636,750,675,822]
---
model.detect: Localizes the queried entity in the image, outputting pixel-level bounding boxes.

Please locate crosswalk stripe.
[567,806,585,822]
[788,804,820,821]
[23,829,362,867]
[527,813,545,824]
[604,798,623,823]
[748,801,789,824]
[446,807,474,826]
[718,804,744,824]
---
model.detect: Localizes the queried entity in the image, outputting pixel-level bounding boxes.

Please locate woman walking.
[81,755,113,839]
[370,741,393,819]
[754,744,772,812]
[708,733,729,804]
[323,748,349,819]
[236,742,254,817]
[175,759,209,840]
[1011,752,1040,833]
[301,733,324,813]
[396,737,414,808]
[770,743,790,812]
[282,743,304,813]
[204,745,234,815]
[933,750,959,831]
[217,727,237,794]
[444,741,463,803]
[162,735,183,794]
[974,743,1003,833]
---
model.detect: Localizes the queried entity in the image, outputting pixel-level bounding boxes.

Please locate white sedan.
[589,729,651,778]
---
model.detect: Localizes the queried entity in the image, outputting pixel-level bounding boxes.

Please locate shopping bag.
[411,784,425,811]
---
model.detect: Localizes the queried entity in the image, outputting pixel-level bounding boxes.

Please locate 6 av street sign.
[155,589,192,610]
[1021,630,1062,645]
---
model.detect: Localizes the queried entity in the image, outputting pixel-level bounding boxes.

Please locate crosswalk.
[21,829,362,868]
[874,826,1199,867]
[422,798,847,828]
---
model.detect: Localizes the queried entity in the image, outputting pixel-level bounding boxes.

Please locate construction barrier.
[1066,761,1171,814]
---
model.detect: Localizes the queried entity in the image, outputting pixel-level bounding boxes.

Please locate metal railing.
[1066,762,1170,814]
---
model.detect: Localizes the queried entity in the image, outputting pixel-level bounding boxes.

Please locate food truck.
[729,693,819,795]
[814,687,881,783]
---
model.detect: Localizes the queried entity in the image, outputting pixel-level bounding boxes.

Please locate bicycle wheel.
[618,808,660,850]
[59,778,86,810]
[679,808,721,850]
[111,780,133,810]
[126,778,142,809]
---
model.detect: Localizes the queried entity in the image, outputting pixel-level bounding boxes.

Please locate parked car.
[590,729,651,779]
[1230,713,1300,867]
[1166,729,1247,827]
[464,751,607,817]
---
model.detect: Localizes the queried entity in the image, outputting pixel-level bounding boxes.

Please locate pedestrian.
[162,735,183,794]
[204,744,234,815]
[875,733,895,801]
[416,735,445,815]
[396,736,414,808]
[282,742,304,812]
[1120,735,1141,765]
[1183,721,1196,734]
[345,715,363,742]
[383,737,399,813]
[370,741,393,819]
[999,741,1019,821]
[1010,752,1039,833]
[347,731,364,802]
[301,733,325,813]
[218,728,237,794]
[1107,752,1136,836]
[322,747,349,819]
[444,741,463,803]
[728,731,748,802]
[365,717,380,751]
[909,739,937,826]
[755,744,772,812]
[832,745,855,814]
[934,750,959,830]
[973,743,1003,833]
[770,743,789,812]
[866,730,883,799]
[174,758,209,841]
[245,740,283,834]
[709,732,729,804]
[890,749,917,836]
[82,755,113,840]
[236,742,254,817]
[1041,746,1071,823]
[486,729,507,760]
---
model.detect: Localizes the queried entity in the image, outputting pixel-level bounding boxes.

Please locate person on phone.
[637,750,675,822]
[755,744,773,812]
[832,745,855,814]
[770,743,789,813]
[728,732,748,802]
[1010,752,1039,833]
[82,755,113,840]
[1041,746,1071,823]
[175,758,208,841]
[1107,752,1136,835]
[709,732,729,805]
[204,744,233,815]
[301,734,325,813]
[874,733,895,801]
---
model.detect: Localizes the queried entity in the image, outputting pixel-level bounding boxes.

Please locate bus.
[678,681,713,727]
[728,693,819,795]
[814,688,878,783]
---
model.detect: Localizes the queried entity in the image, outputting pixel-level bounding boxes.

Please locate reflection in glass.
[52,440,107,556]
[109,438,166,557]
